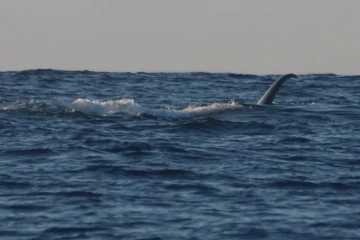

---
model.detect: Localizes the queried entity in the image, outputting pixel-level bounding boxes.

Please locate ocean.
[0,70,359,239]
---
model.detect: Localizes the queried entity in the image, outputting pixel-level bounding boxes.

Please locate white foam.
[68,98,190,117]
[68,98,243,118]
[181,101,242,116]
[1,101,26,111]
[1,98,243,118]
[70,98,137,115]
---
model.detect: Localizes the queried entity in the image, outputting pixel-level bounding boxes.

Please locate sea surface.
[0,70,359,240]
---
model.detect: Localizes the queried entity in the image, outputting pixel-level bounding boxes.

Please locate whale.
[256,73,298,105]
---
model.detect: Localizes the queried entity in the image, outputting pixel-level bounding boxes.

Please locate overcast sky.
[1,0,359,74]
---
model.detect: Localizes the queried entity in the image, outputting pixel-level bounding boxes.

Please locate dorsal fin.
[257,74,298,105]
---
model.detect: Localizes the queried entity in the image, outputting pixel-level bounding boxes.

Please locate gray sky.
[1,0,359,74]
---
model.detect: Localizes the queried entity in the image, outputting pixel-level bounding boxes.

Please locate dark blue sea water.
[0,70,359,240]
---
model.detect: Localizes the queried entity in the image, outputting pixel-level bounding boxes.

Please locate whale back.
[256,74,298,105]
